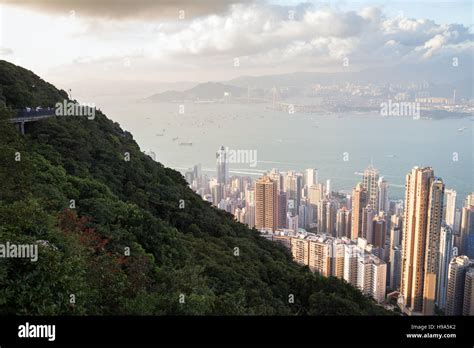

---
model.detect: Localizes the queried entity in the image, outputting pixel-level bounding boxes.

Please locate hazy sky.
[0,0,472,91]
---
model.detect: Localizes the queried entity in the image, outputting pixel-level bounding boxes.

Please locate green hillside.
[0,60,391,315]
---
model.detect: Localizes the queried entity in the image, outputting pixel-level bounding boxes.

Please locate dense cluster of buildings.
[184,146,474,315]
[261,231,387,303]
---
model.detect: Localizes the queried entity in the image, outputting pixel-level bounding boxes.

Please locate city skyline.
[183,145,474,314]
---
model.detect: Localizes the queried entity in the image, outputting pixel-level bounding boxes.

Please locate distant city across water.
[95,97,473,203]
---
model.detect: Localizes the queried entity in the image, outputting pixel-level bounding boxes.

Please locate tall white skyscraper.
[216,145,228,186]
[436,224,454,311]
[325,179,331,198]
[305,168,318,187]
[444,189,457,228]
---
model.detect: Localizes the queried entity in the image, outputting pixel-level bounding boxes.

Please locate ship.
[179,142,193,146]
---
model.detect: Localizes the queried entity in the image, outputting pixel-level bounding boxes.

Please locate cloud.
[0,0,251,20]
[3,1,472,83]
[138,4,472,70]
[0,47,13,55]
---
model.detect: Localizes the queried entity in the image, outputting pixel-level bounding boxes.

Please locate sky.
[0,0,472,93]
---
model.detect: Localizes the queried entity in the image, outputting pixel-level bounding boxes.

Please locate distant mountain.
[144,58,473,102]
[227,58,473,91]
[61,79,199,99]
[144,82,245,102]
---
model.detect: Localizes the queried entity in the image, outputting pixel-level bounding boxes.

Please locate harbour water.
[94,97,473,201]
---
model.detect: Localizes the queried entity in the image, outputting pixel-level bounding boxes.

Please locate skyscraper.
[211,182,224,206]
[463,268,474,316]
[351,183,368,240]
[389,215,402,250]
[399,167,444,316]
[268,168,283,192]
[287,214,298,233]
[436,224,454,311]
[336,207,351,238]
[325,199,338,236]
[389,215,402,290]
[343,244,359,286]
[245,204,256,229]
[277,192,287,229]
[378,176,389,213]
[373,212,387,256]
[308,183,324,205]
[422,178,444,315]
[361,205,375,243]
[216,145,228,186]
[389,246,401,290]
[305,168,318,188]
[283,171,303,215]
[298,200,313,230]
[325,179,331,198]
[446,255,472,316]
[234,207,245,224]
[444,189,457,228]
[317,199,327,233]
[245,188,255,207]
[363,165,380,211]
[357,253,387,303]
[255,175,278,232]
[459,193,474,257]
[454,208,462,234]
[332,238,347,279]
